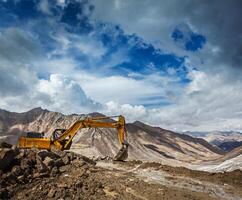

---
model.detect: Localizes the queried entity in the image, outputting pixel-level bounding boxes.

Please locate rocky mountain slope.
[185,131,242,151]
[217,141,242,152]
[195,146,242,172]
[0,108,224,166]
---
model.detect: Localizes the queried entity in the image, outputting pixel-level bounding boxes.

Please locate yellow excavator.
[18,115,128,161]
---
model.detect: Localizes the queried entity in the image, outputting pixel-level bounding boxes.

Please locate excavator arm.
[18,115,128,161]
[53,115,126,150]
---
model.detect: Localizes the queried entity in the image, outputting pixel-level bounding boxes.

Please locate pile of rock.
[0,142,96,199]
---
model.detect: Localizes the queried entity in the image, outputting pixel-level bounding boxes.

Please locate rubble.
[0,143,97,199]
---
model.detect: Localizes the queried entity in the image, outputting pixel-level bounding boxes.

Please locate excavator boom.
[18,115,128,161]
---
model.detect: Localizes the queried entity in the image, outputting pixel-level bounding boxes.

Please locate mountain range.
[0,107,241,170]
[184,131,242,151]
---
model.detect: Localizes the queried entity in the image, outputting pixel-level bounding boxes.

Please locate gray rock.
[37,150,60,161]
[43,157,55,168]
[50,166,59,176]
[62,155,70,165]
[36,157,49,173]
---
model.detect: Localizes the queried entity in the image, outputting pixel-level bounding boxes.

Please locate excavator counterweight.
[18,115,128,161]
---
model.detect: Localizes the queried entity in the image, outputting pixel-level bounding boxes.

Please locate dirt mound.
[0,143,98,199]
[0,143,223,200]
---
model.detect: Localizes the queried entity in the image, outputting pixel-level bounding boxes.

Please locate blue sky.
[0,0,242,131]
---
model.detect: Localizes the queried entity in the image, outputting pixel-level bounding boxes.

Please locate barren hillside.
[0,108,223,166]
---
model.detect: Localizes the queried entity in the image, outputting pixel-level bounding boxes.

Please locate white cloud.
[57,0,66,7]
[51,33,107,59]
[36,74,101,114]
[104,101,147,122]
[0,28,41,96]
[186,70,207,94]
[38,0,52,15]
[0,27,41,62]
[76,74,165,104]
[0,72,102,114]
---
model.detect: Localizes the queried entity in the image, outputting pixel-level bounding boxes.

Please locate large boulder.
[36,156,49,173]
[37,150,60,160]
[0,148,19,171]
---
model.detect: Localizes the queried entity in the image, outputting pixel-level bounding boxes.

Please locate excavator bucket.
[113,144,128,161]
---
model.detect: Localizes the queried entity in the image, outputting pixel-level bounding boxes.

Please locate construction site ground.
[0,145,242,200]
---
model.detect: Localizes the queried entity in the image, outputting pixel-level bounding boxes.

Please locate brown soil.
[9,163,220,200]
[138,161,242,197]
[0,144,240,200]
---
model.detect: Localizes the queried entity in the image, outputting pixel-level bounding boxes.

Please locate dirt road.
[97,161,242,200]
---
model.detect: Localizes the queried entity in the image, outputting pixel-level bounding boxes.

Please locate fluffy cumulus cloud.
[37,74,102,113]
[0,0,242,131]
[104,101,147,122]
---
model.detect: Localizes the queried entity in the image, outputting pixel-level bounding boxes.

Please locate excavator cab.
[18,132,51,150]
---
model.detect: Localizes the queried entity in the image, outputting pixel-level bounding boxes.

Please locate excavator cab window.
[26,132,45,138]
[51,129,67,141]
